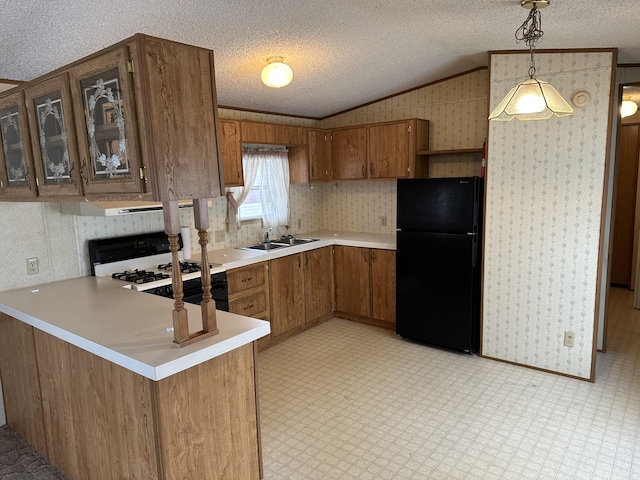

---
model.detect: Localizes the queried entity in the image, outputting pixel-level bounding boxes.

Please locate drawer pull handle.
[242,277,253,282]
[243,304,254,310]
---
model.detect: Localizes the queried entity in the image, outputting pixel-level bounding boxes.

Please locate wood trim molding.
[478,353,594,382]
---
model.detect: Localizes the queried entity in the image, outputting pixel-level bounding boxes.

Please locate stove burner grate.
[111,269,170,284]
[157,261,203,274]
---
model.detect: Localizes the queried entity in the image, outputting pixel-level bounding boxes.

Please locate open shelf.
[417,148,482,155]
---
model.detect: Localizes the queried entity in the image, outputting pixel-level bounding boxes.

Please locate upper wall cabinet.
[219,119,243,187]
[331,126,367,180]
[239,121,307,146]
[368,120,428,179]
[25,74,83,197]
[308,129,332,182]
[0,34,224,202]
[0,90,37,198]
[69,46,143,195]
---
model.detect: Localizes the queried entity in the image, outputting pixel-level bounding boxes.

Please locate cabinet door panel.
[308,129,331,182]
[220,120,243,187]
[370,249,396,323]
[334,246,370,316]
[70,47,144,195]
[25,74,82,196]
[332,127,366,180]
[0,91,37,198]
[270,254,305,336]
[368,122,409,178]
[305,247,334,322]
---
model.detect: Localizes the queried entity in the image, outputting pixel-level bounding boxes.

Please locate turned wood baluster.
[193,198,218,334]
[163,200,189,344]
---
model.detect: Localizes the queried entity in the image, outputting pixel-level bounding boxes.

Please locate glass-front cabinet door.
[0,90,37,198]
[70,47,144,195]
[25,74,82,196]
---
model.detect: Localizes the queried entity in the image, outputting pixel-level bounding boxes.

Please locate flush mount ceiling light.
[489,0,573,121]
[621,99,638,118]
[261,56,293,88]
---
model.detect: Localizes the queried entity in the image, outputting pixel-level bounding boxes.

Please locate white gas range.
[89,231,228,310]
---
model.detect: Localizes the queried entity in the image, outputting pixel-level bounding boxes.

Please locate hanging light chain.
[515,5,544,79]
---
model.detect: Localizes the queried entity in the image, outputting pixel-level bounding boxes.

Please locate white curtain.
[226,151,260,233]
[260,151,289,228]
[226,148,289,232]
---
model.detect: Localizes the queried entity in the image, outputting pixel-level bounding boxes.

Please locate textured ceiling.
[1,0,640,118]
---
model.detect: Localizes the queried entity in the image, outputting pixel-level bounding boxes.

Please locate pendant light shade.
[489,78,574,121]
[621,100,638,118]
[489,0,573,122]
[261,56,293,88]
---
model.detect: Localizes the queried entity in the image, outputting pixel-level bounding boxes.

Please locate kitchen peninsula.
[0,277,269,480]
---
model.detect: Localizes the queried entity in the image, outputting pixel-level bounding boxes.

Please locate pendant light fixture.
[261,56,293,88]
[489,0,573,121]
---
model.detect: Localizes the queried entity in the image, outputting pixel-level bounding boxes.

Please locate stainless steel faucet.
[264,228,272,243]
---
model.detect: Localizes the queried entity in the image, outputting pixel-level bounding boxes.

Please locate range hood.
[60,200,195,216]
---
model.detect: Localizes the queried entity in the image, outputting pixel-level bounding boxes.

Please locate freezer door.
[397,177,479,234]
[396,231,478,352]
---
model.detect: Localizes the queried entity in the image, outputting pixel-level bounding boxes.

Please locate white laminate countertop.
[0,277,270,381]
[202,230,396,270]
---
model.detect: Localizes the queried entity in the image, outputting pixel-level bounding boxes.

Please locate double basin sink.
[237,237,319,251]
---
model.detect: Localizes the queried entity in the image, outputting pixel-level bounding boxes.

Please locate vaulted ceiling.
[2,0,639,118]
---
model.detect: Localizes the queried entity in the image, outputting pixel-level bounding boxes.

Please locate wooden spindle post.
[194,198,218,335]
[163,200,189,344]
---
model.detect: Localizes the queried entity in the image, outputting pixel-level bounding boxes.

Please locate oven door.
[182,273,229,311]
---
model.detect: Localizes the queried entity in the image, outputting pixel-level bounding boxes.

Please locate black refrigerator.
[396,177,483,352]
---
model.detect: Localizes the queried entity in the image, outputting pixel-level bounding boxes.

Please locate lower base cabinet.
[304,246,334,323]
[0,313,262,480]
[228,262,271,345]
[269,254,305,337]
[334,246,396,325]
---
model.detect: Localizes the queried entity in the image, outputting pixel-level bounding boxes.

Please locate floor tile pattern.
[258,287,640,480]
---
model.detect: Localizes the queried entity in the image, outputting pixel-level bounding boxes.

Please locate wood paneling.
[0,314,47,456]
[270,253,305,336]
[612,124,640,286]
[334,246,370,316]
[33,329,159,480]
[304,246,334,323]
[139,36,221,201]
[370,249,396,323]
[153,343,260,480]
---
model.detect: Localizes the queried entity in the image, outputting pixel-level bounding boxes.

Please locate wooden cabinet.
[25,73,83,197]
[331,126,367,180]
[228,262,271,343]
[0,34,224,202]
[219,119,243,187]
[334,246,370,316]
[69,46,144,195]
[334,246,396,324]
[0,90,37,198]
[370,248,396,323]
[240,120,306,146]
[368,119,429,179]
[269,253,305,337]
[304,246,334,323]
[308,129,332,182]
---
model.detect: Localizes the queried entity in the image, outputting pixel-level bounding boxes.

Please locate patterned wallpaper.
[483,51,615,380]
[0,70,487,290]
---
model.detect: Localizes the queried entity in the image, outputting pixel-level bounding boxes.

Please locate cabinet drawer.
[229,291,268,318]
[227,263,266,293]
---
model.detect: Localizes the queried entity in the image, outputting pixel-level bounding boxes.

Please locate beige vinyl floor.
[257,287,640,480]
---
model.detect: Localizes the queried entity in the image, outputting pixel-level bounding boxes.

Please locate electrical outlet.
[214,230,225,243]
[564,331,575,348]
[26,257,39,275]
[380,215,387,227]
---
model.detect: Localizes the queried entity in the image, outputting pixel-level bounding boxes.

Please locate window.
[232,147,290,227]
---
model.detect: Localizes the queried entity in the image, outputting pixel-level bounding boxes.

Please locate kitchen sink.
[238,242,290,251]
[236,237,319,251]
[274,237,319,246]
